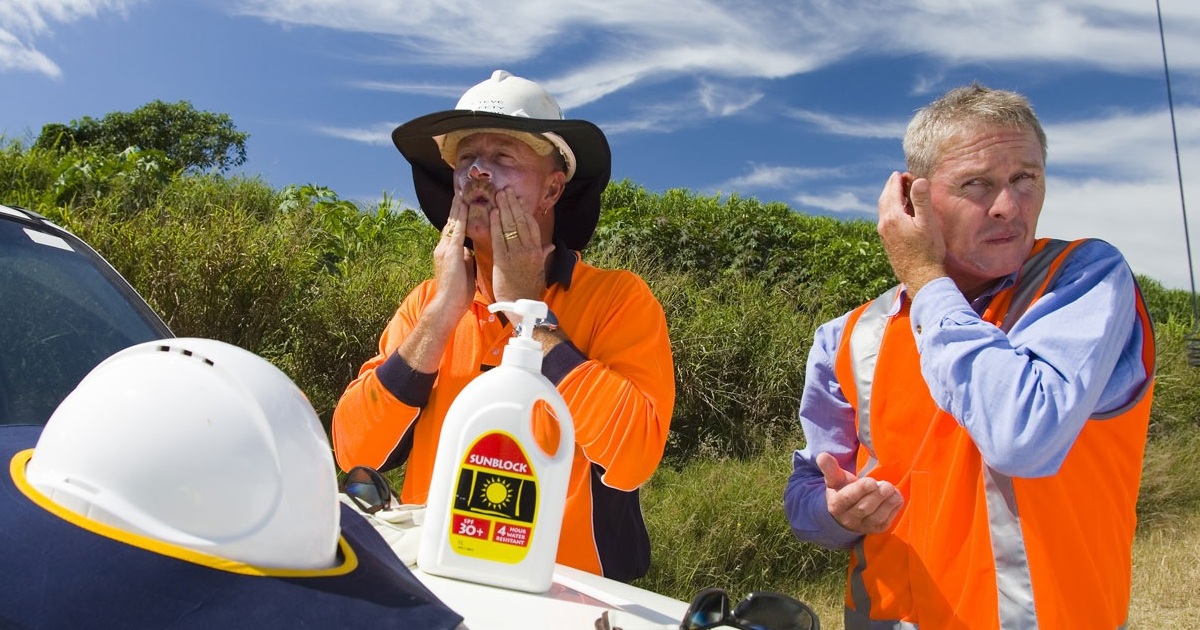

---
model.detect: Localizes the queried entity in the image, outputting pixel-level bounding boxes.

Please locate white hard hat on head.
[456,69,564,119]
[437,69,577,181]
[25,338,340,570]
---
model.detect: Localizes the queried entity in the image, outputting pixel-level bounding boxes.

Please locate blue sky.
[3,1,1199,290]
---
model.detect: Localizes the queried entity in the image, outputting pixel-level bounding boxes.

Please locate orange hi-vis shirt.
[331,251,674,582]
[834,239,1154,629]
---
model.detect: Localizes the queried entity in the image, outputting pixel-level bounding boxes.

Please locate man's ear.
[543,171,566,208]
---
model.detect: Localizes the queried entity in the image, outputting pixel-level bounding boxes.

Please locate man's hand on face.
[877,171,947,297]
[489,186,555,304]
[817,452,903,535]
[429,193,477,318]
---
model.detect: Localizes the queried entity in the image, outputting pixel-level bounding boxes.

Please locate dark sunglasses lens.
[342,467,390,513]
[682,588,732,629]
[732,593,818,630]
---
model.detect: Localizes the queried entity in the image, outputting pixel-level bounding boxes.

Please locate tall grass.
[635,439,845,612]
[3,139,1199,623]
[1128,512,1200,628]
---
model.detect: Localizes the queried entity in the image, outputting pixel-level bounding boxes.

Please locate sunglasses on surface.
[340,465,395,514]
[679,587,820,630]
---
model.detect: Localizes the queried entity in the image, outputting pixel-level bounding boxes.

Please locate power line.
[1155,0,1200,366]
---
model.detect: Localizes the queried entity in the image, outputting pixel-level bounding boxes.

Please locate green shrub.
[1,139,174,213]
[595,180,895,322]
[1138,274,1197,327]
[635,441,845,606]
[10,165,437,429]
[656,274,813,461]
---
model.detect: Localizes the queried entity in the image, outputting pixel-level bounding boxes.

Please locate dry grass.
[1128,512,1200,628]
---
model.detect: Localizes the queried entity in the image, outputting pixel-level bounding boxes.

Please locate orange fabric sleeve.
[330,281,436,470]
[551,268,675,491]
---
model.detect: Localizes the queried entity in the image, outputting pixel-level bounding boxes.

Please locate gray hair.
[903,83,1048,178]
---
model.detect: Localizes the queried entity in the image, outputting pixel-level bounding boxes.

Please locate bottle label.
[446,431,538,563]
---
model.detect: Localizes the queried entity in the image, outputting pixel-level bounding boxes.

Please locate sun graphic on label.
[480,477,514,510]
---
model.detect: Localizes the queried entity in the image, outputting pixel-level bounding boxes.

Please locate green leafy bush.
[34,100,248,173]
[0,140,172,213]
[636,443,845,608]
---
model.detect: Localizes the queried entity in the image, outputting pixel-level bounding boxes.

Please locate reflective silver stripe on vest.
[845,240,1080,626]
[845,286,899,617]
[998,239,1074,335]
[848,538,872,622]
[983,467,1037,626]
[848,285,900,477]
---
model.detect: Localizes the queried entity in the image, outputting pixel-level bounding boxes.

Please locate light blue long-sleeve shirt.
[784,239,1150,549]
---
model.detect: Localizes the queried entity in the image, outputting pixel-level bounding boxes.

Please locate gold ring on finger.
[503,230,519,241]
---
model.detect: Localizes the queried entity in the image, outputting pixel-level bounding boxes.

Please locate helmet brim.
[392,110,611,252]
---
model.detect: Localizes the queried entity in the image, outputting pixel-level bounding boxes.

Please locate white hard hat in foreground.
[25,338,340,569]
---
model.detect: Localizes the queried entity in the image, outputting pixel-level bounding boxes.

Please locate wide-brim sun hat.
[392,70,611,252]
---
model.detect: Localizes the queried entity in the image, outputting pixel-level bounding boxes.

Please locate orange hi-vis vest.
[834,239,1155,629]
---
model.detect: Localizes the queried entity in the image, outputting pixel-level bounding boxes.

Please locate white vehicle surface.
[416,563,687,629]
[345,498,688,629]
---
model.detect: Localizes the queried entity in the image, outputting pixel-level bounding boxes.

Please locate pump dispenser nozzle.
[489,300,548,371]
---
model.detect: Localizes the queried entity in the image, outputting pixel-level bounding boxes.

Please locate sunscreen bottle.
[418,299,575,593]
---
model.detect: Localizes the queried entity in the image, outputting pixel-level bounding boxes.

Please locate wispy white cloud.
[911,69,949,98]
[715,164,842,191]
[597,80,764,135]
[785,109,906,140]
[1040,176,1198,290]
[234,0,1200,111]
[1,0,131,33]
[1039,106,1200,288]
[0,28,59,76]
[313,121,397,146]
[233,1,555,63]
[234,0,851,108]
[349,80,466,99]
[14,1,1200,102]
[793,190,875,215]
[697,79,763,117]
[0,0,139,77]
[1044,107,1198,178]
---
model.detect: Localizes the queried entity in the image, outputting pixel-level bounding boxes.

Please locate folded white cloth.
[338,495,426,566]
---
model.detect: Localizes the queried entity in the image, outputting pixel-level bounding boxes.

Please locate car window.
[0,214,171,426]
